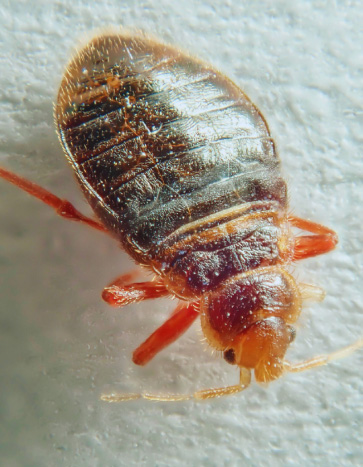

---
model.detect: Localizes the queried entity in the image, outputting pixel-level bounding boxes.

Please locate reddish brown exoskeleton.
[1,33,361,401]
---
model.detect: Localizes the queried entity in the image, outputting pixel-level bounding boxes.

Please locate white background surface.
[0,1,362,466]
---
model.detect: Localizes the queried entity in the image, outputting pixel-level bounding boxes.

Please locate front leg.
[132,301,199,365]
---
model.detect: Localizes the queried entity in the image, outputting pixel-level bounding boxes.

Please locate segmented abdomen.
[56,35,287,266]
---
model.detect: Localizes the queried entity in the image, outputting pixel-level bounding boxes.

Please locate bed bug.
[1,33,361,402]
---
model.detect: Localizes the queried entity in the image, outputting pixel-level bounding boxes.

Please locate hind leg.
[0,167,106,232]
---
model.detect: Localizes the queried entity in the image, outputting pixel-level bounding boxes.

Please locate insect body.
[1,33,361,401]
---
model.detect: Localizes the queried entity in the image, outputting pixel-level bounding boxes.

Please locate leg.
[102,279,170,307]
[100,367,251,402]
[133,301,199,365]
[288,215,338,261]
[284,338,363,373]
[298,283,326,302]
[0,167,106,232]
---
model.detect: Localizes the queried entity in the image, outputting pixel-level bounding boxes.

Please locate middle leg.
[289,215,338,261]
[102,271,170,307]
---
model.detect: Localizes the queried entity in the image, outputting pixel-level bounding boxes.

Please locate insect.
[1,33,361,402]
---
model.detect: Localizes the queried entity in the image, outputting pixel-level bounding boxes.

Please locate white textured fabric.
[0,1,362,466]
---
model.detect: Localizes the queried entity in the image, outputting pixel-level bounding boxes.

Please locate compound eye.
[223,348,236,365]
